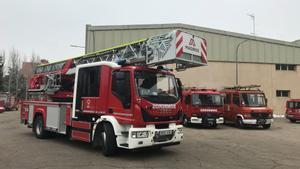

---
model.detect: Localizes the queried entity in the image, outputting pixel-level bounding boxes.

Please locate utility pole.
[248,13,256,36]
[235,39,249,85]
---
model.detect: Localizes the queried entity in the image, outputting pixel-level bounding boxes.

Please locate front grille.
[153,133,174,142]
[251,112,269,119]
[141,108,181,122]
[155,124,169,129]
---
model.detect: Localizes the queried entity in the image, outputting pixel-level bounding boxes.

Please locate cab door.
[108,70,133,120]
[74,66,104,116]
[231,94,241,121]
[223,93,232,120]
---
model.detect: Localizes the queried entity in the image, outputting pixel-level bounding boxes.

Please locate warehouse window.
[276,90,290,97]
[275,64,296,71]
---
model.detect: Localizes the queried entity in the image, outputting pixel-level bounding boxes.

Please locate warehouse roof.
[87,23,300,48]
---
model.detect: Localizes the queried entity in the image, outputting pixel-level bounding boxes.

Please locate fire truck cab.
[182,88,224,127]
[222,85,273,129]
[285,99,300,123]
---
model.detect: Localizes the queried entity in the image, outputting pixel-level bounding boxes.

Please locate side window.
[112,71,131,109]
[225,94,231,104]
[75,66,100,110]
[233,94,240,105]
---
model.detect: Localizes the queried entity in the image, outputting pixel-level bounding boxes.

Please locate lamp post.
[235,39,249,85]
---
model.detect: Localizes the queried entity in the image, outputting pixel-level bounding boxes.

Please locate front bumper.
[286,114,300,120]
[119,123,183,149]
[190,116,224,124]
[243,118,273,125]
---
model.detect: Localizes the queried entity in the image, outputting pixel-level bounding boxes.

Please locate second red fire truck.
[222,85,273,129]
[285,99,300,123]
[181,88,224,127]
[20,30,208,156]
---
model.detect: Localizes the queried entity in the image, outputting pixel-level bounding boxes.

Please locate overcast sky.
[0,0,299,63]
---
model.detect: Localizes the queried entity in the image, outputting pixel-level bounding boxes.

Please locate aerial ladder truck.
[20,30,207,155]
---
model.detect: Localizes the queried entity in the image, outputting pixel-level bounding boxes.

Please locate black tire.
[289,119,296,123]
[33,115,49,139]
[101,123,117,156]
[236,117,244,128]
[183,116,190,127]
[262,124,271,129]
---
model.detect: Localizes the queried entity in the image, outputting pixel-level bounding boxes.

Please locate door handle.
[108,108,113,114]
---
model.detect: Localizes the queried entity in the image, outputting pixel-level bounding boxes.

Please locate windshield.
[135,70,179,104]
[241,93,266,107]
[192,94,223,106]
[288,102,300,109]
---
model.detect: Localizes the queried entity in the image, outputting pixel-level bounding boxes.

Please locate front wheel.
[262,124,271,129]
[101,123,117,156]
[183,116,190,127]
[236,117,244,129]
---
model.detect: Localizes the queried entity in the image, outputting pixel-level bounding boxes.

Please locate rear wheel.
[101,123,117,156]
[236,117,244,128]
[289,119,296,123]
[33,115,49,139]
[262,124,271,129]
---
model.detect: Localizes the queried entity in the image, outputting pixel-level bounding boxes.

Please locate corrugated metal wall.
[85,24,300,64]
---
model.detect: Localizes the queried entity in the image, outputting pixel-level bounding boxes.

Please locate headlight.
[177,127,183,134]
[268,113,273,118]
[243,113,251,118]
[131,131,149,138]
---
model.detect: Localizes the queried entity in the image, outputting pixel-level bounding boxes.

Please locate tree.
[6,48,21,96]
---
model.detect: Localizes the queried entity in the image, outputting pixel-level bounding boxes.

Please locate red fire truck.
[222,85,273,129]
[0,93,19,111]
[182,88,224,127]
[285,99,300,123]
[20,30,208,155]
[0,100,5,113]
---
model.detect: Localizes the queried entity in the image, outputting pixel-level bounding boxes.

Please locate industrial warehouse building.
[84,23,300,115]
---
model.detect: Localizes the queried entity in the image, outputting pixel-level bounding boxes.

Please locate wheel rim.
[183,117,188,125]
[36,119,42,135]
[237,119,242,127]
[101,131,107,146]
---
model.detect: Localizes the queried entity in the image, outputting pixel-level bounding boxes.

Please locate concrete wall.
[175,61,298,115]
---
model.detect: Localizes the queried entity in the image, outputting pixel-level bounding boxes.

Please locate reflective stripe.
[113,112,133,117]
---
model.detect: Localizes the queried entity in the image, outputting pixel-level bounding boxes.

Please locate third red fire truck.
[222,85,273,129]
[182,88,224,127]
[20,30,208,156]
[285,99,300,123]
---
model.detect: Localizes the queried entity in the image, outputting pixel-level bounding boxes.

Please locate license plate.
[207,118,215,121]
[159,130,173,136]
[257,119,266,124]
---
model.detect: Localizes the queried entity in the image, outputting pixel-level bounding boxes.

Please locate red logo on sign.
[189,38,196,47]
